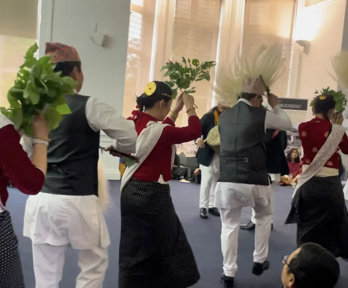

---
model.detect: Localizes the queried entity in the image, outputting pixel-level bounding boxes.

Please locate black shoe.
[240,220,255,231]
[220,274,234,288]
[252,260,270,275]
[200,208,208,219]
[208,207,220,216]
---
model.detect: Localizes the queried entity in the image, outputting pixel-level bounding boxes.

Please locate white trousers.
[32,243,108,288]
[220,196,273,277]
[199,153,220,209]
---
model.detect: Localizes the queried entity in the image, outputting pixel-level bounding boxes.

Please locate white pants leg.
[76,246,108,288]
[199,154,219,209]
[253,192,273,263]
[32,243,68,288]
[208,154,220,208]
[220,207,242,277]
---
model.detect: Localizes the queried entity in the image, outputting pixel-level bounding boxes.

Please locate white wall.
[38,0,131,179]
[289,0,347,123]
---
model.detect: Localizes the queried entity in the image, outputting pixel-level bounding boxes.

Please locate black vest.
[219,101,268,185]
[196,111,216,166]
[43,94,100,196]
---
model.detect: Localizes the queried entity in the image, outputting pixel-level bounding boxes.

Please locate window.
[0,0,38,107]
[123,0,157,116]
[0,37,36,107]
[123,0,297,121]
[243,0,296,98]
[171,0,221,122]
[123,0,221,123]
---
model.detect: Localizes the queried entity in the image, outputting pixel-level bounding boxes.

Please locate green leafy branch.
[0,43,77,136]
[312,87,347,113]
[161,57,216,98]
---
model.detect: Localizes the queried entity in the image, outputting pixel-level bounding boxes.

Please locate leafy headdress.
[215,45,284,106]
[311,87,346,113]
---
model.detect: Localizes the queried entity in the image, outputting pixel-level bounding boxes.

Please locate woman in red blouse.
[285,93,348,257]
[0,114,49,287]
[280,148,302,186]
[118,81,201,288]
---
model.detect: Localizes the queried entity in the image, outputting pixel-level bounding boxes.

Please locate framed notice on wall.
[278,98,308,111]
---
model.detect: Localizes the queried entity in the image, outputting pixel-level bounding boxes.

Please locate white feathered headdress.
[215,45,284,106]
[332,50,348,89]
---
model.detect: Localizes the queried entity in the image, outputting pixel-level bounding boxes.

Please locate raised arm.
[85,97,137,153]
[264,93,293,131]
[161,93,201,144]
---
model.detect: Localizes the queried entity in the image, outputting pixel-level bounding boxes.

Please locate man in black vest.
[240,128,289,231]
[196,102,229,219]
[23,42,137,288]
[215,77,292,288]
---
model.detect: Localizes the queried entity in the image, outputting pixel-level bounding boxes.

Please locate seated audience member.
[172,153,189,180]
[281,242,340,288]
[280,148,302,186]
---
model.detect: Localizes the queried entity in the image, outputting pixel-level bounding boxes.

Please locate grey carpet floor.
[7,181,348,288]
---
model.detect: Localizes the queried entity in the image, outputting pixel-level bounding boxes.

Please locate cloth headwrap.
[45,42,81,63]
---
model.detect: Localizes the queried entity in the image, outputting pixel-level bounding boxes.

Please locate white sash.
[0,200,5,213]
[0,114,13,129]
[292,124,345,198]
[120,121,170,192]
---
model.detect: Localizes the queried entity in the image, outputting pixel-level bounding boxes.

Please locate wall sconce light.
[296,40,310,54]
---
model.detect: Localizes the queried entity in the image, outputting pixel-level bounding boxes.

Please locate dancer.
[118,81,201,288]
[0,113,49,287]
[23,42,137,288]
[214,46,292,287]
[285,92,348,257]
[196,102,229,219]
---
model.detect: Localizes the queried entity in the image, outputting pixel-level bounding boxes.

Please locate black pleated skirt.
[0,211,25,288]
[285,176,348,257]
[119,179,200,288]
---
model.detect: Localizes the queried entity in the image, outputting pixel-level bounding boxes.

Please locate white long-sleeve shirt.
[85,97,137,153]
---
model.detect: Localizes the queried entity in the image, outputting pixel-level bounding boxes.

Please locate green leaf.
[44,107,62,130]
[171,89,178,99]
[25,80,40,104]
[7,89,22,108]
[165,81,175,88]
[11,109,23,130]
[192,59,200,66]
[56,103,71,115]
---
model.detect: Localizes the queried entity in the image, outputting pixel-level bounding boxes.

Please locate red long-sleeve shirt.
[299,117,348,169]
[0,124,45,205]
[130,111,201,182]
